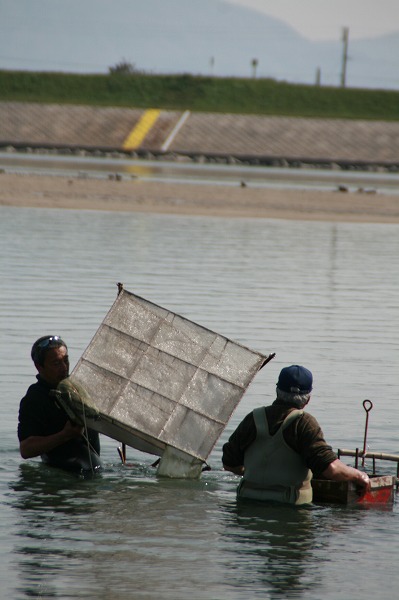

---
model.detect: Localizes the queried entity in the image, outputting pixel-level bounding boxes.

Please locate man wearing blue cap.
[222,365,370,505]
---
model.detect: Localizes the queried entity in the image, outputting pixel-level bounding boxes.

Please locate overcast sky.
[227,0,399,40]
[1,0,398,84]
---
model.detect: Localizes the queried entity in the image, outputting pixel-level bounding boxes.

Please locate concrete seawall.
[1,101,399,170]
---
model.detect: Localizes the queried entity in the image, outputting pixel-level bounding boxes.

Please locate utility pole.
[210,56,215,76]
[251,58,258,79]
[340,27,349,87]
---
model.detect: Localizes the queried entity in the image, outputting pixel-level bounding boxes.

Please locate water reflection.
[222,501,316,597]
[220,498,373,599]
[8,458,378,600]
[10,462,225,600]
[10,464,101,598]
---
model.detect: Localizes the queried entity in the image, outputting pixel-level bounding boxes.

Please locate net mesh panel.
[69,289,269,462]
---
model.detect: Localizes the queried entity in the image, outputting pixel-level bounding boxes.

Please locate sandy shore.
[1,172,399,223]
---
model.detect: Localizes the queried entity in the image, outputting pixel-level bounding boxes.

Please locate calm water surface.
[1,204,399,599]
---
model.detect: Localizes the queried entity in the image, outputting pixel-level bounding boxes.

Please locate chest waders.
[238,407,313,505]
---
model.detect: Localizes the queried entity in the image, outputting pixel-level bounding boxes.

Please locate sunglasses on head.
[36,335,66,349]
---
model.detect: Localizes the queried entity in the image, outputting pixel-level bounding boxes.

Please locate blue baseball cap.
[277,365,313,394]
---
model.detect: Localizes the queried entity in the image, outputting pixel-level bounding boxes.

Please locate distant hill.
[1,0,399,90]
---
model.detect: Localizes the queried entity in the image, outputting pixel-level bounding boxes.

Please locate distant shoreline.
[1,172,399,223]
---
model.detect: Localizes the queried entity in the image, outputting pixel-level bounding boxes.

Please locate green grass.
[1,70,399,121]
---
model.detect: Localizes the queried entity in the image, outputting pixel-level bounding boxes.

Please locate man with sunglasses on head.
[18,335,102,474]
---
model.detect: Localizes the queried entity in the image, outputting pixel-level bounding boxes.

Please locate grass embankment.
[1,70,399,121]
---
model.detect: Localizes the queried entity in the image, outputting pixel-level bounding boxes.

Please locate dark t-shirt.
[18,375,100,468]
[222,399,337,478]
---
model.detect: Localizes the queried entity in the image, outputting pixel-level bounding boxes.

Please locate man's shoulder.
[270,406,321,433]
[20,378,50,406]
[296,410,322,434]
[301,411,320,424]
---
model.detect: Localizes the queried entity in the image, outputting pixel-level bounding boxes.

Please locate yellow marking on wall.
[123,109,161,150]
